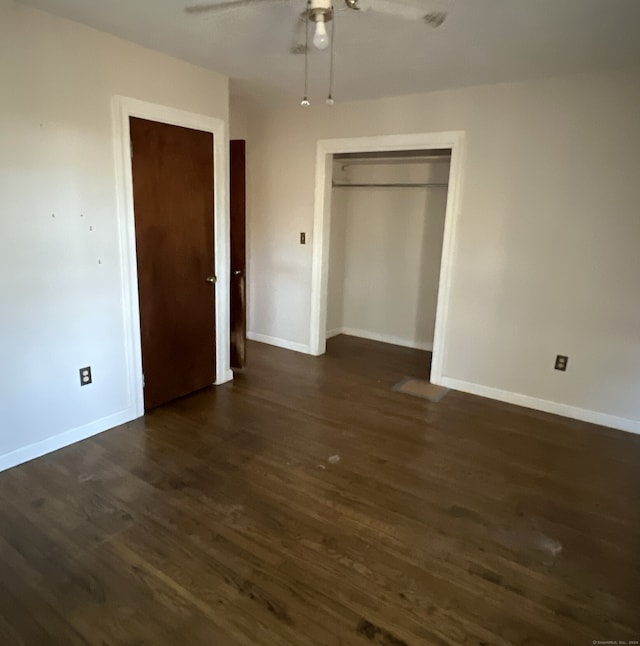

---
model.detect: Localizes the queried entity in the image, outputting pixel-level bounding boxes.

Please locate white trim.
[439,377,640,436]
[430,136,465,384]
[309,131,465,382]
[112,95,232,421]
[309,145,333,357]
[247,331,310,354]
[0,408,136,473]
[328,327,433,351]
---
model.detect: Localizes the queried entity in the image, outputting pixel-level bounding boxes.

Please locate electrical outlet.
[80,366,92,386]
[554,355,568,371]
[300,232,306,245]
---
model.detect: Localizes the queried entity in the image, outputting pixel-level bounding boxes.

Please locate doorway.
[309,132,464,385]
[113,96,233,420]
[326,149,450,361]
[230,139,247,371]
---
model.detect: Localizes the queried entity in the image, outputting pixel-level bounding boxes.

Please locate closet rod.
[339,157,451,170]
[332,182,449,189]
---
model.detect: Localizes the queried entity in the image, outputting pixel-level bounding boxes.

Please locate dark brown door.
[130,117,216,410]
[230,139,247,370]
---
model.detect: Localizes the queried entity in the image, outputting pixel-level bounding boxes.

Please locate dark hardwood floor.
[1,335,639,645]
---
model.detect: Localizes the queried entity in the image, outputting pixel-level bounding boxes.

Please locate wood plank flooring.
[0,335,639,645]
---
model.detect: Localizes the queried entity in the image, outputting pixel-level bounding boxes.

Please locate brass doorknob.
[233,270,242,276]
[206,276,216,283]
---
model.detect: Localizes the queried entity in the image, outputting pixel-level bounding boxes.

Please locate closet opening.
[309,132,464,389]
[326,149,451,382]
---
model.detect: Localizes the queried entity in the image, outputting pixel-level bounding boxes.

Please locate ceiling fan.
[185,0,450,104]
[186,0,448,49]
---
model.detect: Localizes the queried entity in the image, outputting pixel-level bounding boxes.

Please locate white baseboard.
[331,327,433,352]
[326,327,343,339]
[0,407,139,473]
[247,331,311,355]
[438,376,640,436]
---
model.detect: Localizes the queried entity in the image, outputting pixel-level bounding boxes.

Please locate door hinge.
[142,373,145,388]
[130,139,133,159]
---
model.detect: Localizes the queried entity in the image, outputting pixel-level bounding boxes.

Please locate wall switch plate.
[300,232,306,245]
[80,366,92,386]
[554,355,568,371]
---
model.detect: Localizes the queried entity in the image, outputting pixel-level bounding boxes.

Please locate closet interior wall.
[327,155,451,351]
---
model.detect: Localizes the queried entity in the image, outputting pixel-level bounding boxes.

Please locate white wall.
[231,67,640,433]
[0,3,229,469]
[327,159,449,350]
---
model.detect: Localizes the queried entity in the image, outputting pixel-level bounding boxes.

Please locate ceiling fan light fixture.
[313,15,330,50]
[308,0,333,50]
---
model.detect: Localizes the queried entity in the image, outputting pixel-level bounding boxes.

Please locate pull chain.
[301,2,311,107]
[326,7,335,105]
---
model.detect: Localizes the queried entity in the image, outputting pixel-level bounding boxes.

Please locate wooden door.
[130,117,216,410]
[230,139,247,370]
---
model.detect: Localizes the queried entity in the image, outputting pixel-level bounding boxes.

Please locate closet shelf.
[332,182,449,189]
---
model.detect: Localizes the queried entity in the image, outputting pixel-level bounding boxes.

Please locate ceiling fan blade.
[185,0,281,14]
[360,0,448,23]
[289,11,308,55]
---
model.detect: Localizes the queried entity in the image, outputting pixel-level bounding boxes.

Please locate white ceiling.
[16,0,640,103]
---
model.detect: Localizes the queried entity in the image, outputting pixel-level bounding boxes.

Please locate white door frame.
[112,95,233,419]
[309,131,465,385]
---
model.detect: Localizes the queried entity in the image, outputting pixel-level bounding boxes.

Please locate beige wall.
[327,160,449,350]
[232,67,640,431]
[0,3,229,466]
